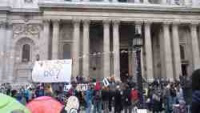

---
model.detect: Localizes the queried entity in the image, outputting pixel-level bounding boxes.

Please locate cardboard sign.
[32,60,72,83]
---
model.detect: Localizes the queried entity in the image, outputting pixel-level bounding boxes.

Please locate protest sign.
[137,109,148,113]
[32,59,72,83]
[64,84,72,92]
[103,78,110,87]
[76,84,88,91]
[133,107,148,113]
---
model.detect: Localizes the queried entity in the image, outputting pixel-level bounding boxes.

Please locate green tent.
[0,93,30,113]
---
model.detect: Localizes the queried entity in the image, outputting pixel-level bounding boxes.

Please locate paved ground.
[79,107,152,113]
[78,106,191,113]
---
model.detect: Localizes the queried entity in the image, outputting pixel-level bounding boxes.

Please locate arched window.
[22,44,30,62]
[63,44,71,59]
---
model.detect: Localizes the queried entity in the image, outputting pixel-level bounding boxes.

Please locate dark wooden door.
[120,49,129,82]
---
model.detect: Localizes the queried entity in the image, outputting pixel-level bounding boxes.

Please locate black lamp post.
[133,33,144,108]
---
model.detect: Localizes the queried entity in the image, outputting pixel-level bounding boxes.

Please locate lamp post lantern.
[133,33,144,108]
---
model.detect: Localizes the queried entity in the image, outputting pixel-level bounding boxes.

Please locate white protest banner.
[32,59,72,83]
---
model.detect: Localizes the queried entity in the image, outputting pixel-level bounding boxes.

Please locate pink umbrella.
[26,96,64,113]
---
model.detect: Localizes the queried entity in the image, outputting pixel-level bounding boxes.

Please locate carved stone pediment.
[13,24,41,39]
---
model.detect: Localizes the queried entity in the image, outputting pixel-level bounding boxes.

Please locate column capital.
[190,22,199,27]
[43,19,51,23]
[143,0,149,4]
[172,21,180,26]
[103,19,111,24]
[135,21,143,25]
[82,19,91,24]
[72,18,81,24]
[144,21,152,25]
[0,21,5,25]
[163,21,171,25]
[0,21,6,28]
[52,19,60,23]
[112,20,120,25]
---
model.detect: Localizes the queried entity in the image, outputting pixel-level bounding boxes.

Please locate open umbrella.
[26,96,63,113]
[0,93,30,113]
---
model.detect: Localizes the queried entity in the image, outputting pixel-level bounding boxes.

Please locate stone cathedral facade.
[0,0,200,83]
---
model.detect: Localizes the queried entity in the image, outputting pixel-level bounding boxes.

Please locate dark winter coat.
[114,90,123,112]
[123,88,131,107]
[102,90,109,101]
[192,90,200,113]
[152,91,163,112]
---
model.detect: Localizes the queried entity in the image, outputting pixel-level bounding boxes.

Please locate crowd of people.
[0,73,194,113]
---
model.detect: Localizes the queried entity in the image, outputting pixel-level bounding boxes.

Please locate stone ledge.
[0,6,11,11]
[38,1,200,13]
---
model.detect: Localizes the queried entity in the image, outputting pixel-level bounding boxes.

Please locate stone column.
[171,0,176,5]
[135,22,142,34]
[103,20,111,78]
[184,0,191,5]
[0,22,6,83]
[72,19,81,77]
[144,22,154,82]
[135,0,140,3]
[8,33,15,83]
[190,23,200,70]
[143,0,149,4]
[104,0,110,3]
[73,0,80,2]
[52,20,60,59]
[163,22,174,81]
[83,0,89,2]
[42,20,50,60]
[113,20,120,81]
[82,20,90,78]
[159,29,165,79]
[172,23,182,80]
[4,23,14,82]
[162,0,167,4]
